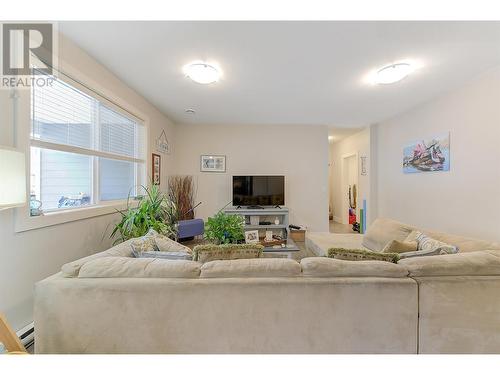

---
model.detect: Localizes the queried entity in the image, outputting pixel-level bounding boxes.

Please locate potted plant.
[204,211,245,244]
[110,185,178,244]
[168,175,196,220]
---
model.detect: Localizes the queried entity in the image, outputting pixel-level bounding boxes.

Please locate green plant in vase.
[110,185,178,244]
[205,211,245,244]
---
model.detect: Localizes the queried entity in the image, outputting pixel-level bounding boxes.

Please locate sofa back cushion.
[398,250,500,277]
[362,218,416,251]
[301,257,408,278]
[193,244,263,263]
[78,257,201,278]
[421,230,500,253]
[61,239,134,277]
[200,258,301,278]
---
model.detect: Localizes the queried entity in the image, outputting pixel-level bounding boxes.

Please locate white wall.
[330,128,371,224]
[376,67,500,242]
[0,34,176,330]
[173,124,330,232]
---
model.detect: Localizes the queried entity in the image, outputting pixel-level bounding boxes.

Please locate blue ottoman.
[178,219,205,240]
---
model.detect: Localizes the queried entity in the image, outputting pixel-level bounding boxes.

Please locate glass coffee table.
[262,237,300,258]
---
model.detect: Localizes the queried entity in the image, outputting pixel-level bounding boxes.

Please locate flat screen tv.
[233,176,285,207]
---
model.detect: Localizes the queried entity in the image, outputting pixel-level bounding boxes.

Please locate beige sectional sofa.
[34,218,500,354]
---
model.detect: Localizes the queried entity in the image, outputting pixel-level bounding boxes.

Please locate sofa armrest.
[398,250,500,277]
[61,238,134,277]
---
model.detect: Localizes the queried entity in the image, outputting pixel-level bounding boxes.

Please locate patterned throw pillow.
[193,244,263,263]
[399,231,459,259]
[131,228,193,258]
[416,232,458,254]
[327,248,400,263]
[382,239,418,254]
[139,251,192,260]
[154,234,192,254]
[130,236,158,257]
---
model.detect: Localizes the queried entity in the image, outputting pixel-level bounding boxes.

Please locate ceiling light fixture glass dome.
[183,62,221,84]
[375,63,413,84]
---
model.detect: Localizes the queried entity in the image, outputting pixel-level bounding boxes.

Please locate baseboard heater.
[16,322,34,350]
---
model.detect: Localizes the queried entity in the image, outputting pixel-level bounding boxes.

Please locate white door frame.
[340,152,358,225]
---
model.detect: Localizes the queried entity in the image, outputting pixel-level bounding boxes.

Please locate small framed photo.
[245,230,259,244]
[200,155,226,172]
[152,153,161,185]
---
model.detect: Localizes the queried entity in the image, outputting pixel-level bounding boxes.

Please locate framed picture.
[152,153,161,185]
[244,230,260,244]
[200,155,226,172]
[403,133,450,174]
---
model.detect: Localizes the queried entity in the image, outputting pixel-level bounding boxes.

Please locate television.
[232,176,285,207]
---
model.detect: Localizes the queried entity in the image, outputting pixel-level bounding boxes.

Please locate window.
[30,74,145,214]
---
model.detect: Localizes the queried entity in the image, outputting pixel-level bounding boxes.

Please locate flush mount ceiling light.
[183,62,221,84]
[374,63,413,85]
[185,109,196,115]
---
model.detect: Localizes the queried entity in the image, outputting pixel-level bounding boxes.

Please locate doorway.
[341,152,358,226]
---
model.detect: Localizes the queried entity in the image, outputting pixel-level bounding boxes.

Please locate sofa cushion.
[328,248,400,263]
[61,239,134,277]
[301,257,408,278]
[200,258,301,278]
[138,251,192,260]
[78,257,201,278]
[153,233,192,254]
[421,230,500,253]
[382,239,418,254]
[362,218,415,251]
[305,232,366,256]
[130,236,158,257]
[398,231,459,259]
[398,250,500,277]
[193,244,263,263]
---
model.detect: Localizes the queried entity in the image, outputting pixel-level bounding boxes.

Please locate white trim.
[14,200,130,233]
[13,56,151,232]
[30,139,146,164]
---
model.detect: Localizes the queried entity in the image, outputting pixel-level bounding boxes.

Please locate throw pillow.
[193,244,263,263]
[416,233,459,254]
[398,231,459,259]
[382,239,418,254]
[139,251,193,260]
[405,230,421,243]
[327,248,400,263]
[154,234,192,254]
[130,236,158,257]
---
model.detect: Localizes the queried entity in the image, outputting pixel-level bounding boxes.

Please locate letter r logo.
[2,23,53,75]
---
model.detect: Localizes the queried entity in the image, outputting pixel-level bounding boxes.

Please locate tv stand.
[223,206,299,254]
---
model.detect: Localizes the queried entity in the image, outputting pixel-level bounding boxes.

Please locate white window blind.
[30,73,145,213]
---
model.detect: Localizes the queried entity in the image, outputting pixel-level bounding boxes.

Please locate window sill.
[14,201,134,233]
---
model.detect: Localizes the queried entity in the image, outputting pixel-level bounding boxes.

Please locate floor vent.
[16,322,34,351]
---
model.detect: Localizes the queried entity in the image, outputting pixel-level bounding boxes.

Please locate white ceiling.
[328,127,362,143]
[60,21,500,127]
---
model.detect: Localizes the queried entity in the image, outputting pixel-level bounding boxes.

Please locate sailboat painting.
[403,133,450,173]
